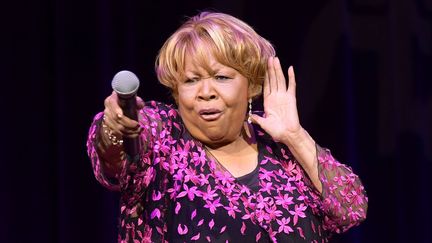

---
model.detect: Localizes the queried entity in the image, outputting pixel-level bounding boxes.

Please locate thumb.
[250,114,266,127]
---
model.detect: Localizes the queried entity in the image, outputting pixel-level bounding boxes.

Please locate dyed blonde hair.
[155,11,276,101]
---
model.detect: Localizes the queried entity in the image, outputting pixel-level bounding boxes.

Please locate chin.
[203,133,235,147]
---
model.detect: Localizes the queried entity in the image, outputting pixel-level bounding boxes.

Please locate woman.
[87,11,367,242]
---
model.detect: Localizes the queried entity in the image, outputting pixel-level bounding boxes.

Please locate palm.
[252,57,301,143]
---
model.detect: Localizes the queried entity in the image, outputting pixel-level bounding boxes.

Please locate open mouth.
[198,109,222,121]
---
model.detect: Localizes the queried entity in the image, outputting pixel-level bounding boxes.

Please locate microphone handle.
[117,95,140,161]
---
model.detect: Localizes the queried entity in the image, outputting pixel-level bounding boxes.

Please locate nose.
[198,78,217,101]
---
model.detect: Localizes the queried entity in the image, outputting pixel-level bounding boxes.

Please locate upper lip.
[198,108,222,115]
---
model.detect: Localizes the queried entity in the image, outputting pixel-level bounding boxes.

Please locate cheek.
[177,87,195,109]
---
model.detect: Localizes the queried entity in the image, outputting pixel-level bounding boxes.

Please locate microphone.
[111,70,141,161]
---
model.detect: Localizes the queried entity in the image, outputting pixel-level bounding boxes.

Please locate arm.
[86,92,145,190]
[315,145,368,233]
[251,57,367,232]
[251,57,322,191]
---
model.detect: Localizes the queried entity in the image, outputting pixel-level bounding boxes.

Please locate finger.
[250,114,266,128]
[287,66,297,97]
[102,114,124,136]
[275,57,286,91]
[263,68,270,96]
[119,120,142,135]
[104,92,124,117]
[268,56,278,92]
[136,96,145,109]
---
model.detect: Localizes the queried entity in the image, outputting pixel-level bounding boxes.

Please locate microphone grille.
[111,70,140,97]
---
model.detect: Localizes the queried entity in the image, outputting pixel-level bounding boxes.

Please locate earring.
[247,98,252,124]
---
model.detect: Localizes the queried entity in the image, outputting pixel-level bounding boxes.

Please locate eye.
[183,78,199,84]
[215,75,230,80]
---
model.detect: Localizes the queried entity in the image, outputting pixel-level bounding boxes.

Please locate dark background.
[1,0,431,242]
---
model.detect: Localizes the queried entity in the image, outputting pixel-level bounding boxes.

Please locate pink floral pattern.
[87,101,367,242]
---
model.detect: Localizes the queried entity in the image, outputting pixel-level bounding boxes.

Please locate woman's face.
[177,55,249,147]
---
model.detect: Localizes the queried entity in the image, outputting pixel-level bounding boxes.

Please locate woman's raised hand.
[101,92,144,144]
[250,57,302,146]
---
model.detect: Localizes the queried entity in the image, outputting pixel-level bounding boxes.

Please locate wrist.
[281,127,309,148]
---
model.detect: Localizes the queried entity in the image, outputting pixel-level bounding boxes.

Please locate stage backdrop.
[1,0,431,242]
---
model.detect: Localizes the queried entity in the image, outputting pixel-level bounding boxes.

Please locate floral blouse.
[87,101,368,243]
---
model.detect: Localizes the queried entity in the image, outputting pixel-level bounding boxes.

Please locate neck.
[205,122,256,154]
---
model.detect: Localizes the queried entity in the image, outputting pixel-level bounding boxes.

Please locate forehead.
[184,52,231,75]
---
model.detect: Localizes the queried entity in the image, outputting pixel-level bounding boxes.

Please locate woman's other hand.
[250,57,302,145]
[251,57,321,191]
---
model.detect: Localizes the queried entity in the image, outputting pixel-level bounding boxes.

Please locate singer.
[87,11,367,242]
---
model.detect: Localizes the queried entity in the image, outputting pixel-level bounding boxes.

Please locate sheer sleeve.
[86,112,121,190]
[315,145,368,233]
[86,102,170,205]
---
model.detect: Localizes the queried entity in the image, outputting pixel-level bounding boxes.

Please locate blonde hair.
[155,11,276,101]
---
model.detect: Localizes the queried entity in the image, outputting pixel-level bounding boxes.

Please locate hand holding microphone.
[101,70,144,161]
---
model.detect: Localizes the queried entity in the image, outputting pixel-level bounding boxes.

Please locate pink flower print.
[159,129,166,139]
[204,197,223,214]
[220,225,227,233]
[175,202,181,214]
[201,185,217,201]
[209,219,215,229]
[259,168,274,181]
[289,204,307,225]
[168,108,177,118]
[297,227,306,239]
[192,150,206,167]
[224,203,241,219]
[276,217,294,234]
[177,184,199,201]
[255,209,270,223]
[265,145,273,154]
[261,157,270,165]
[173,169,184,182]
[241,196,256,210]
[191,232,200,241]
[167,183,181,199]
[197,218,204,226]
[222,183,236,195]
[191,209,197,220]
[177,224,188,235]
[241,211,254,221]
[347,206,363,222]
[150,208,161,219]
[215,170,234,186]
[282,181,296,194]
[239,185,251,195]
[198,174,210,186]
[240,221,246,235]
[256,194,267,210]
[152,190,162,201]
[260,181,274,194]
[256,232,262,241]
[333,175,346,186]
[266,204,283,219]
[176,142,190,160]
[275,194,294,209]
[352,188,365,205]
[281,148,290,159]
[184,168,200,184]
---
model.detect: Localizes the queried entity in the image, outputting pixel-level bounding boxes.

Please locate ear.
[248,83,262,99]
